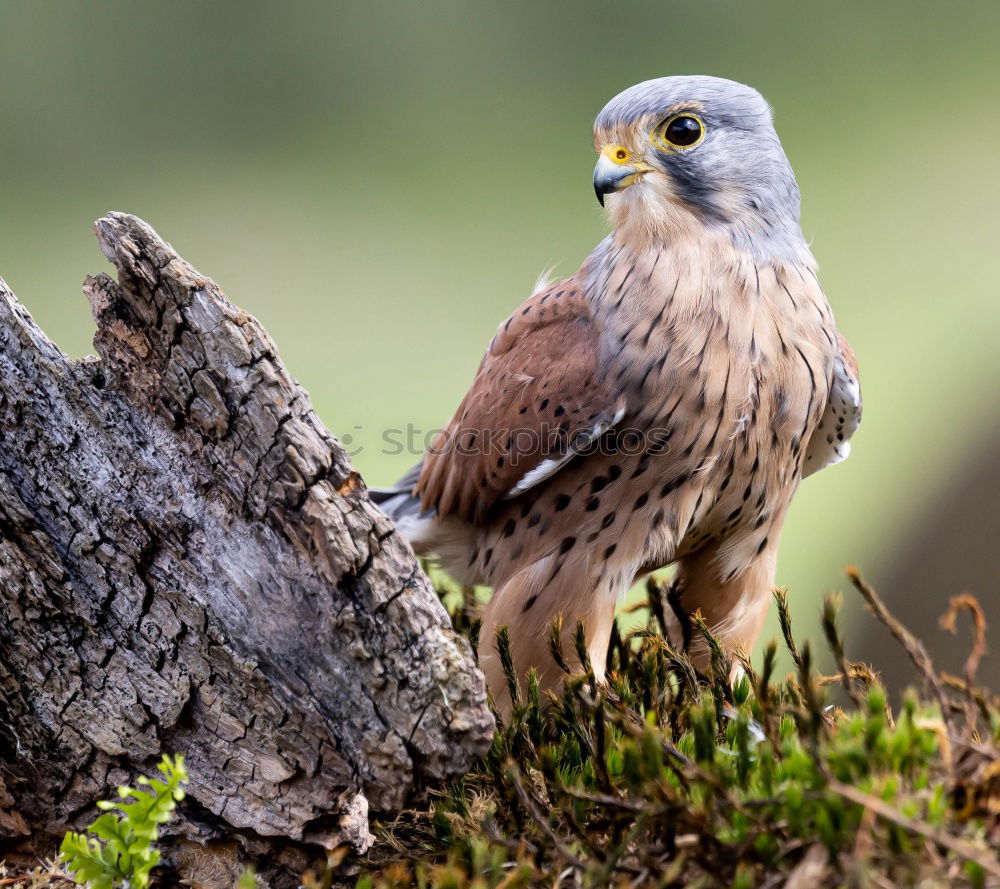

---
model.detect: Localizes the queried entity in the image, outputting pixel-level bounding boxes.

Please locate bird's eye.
[659,114,704,148]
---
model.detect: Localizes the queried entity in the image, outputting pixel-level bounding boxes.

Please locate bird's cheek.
[623,170,672,207]
[711,185,751,220]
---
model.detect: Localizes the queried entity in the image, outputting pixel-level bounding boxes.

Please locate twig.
[504,763,585,870]
[940,594,989,731]
[827,778,1000,878]
[0,875,73,887]
[558,785,646,813]
[847,568,951,721]
[939,593,988,685]
[586,810,648,886]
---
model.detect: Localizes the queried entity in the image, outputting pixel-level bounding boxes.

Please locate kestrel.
[374,76,861,707]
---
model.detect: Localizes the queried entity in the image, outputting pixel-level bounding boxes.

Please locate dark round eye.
[663,115,703,147]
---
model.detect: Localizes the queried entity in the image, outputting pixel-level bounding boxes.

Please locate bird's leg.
[671,535,780,669]
[477,555,623,713]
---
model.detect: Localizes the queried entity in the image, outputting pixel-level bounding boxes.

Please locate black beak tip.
[595,183,605,207]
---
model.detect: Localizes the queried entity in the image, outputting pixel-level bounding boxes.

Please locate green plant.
[59,754,188,889]
[357,574,1000,888]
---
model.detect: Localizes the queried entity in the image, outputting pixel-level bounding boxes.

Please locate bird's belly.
[639,371,824,569]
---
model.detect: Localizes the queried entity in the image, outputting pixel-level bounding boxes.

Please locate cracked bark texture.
[0,212,493,884]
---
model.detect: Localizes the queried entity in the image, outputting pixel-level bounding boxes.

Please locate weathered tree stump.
[0,213,493,885]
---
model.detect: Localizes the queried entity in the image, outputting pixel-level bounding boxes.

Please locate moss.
[354,572,1000,888]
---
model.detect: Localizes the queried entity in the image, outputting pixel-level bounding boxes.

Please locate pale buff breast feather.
[372,76,861,709]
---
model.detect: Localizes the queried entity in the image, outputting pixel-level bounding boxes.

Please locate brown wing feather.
[803,331,862,477]
[416,278,622,522]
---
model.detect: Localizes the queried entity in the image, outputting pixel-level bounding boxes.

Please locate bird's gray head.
[592,76,804,257]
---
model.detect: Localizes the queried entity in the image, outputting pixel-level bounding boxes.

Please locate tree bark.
[0,213,493,885]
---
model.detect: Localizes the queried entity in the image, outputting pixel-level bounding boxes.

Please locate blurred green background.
[2,1,997,686]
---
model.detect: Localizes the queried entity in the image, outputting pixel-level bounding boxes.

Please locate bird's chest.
[603,263,835,542]
[700,351,828,531]
[722,320,836,532]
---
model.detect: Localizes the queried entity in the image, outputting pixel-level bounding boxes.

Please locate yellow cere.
[602,144,632,166]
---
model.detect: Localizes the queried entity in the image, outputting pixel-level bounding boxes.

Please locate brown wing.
[415,277,624,523]
[803,332,862,477]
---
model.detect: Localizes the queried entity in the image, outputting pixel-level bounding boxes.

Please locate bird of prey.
[374,75,861,707]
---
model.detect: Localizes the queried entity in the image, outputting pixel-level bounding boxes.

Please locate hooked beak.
[593,145,651,207]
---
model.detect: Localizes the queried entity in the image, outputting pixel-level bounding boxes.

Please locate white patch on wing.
[803,352,862,478]
[502,406,626,499]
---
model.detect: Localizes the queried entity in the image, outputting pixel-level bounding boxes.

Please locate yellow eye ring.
[653,113,705,151]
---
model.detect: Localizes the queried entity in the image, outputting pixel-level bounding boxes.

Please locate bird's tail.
[370,460,481,585]
[368,460,424,527]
